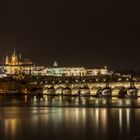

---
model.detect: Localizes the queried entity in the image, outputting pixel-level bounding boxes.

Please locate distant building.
[41,62,109,77]
[0,51,110,76]
[43,67,86,76]
[5,50,33,66]
[3,50,33,75]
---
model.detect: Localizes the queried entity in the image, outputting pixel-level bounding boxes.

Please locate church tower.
[5,55,9,65]
[11,50,19,65]
[19,53,22,60]
[53,61,58,67]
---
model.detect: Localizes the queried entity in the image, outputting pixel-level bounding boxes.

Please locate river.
[0,96,140,140]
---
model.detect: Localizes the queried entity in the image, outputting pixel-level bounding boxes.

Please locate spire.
[104,66,107,69]
[11,49,18,65]
[5,55,9,65]
[53,61,58,67]
[13,49,16,56]
[19,53,22,60]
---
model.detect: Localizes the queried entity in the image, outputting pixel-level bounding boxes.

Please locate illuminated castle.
[1,50,109,76]
[4,50,33,75]
[5,50,32,66]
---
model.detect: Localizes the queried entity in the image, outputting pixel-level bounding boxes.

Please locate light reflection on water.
[0,107,140,140]
[119,109,123,132]
[1,96,140,139]
[0,96,140,107]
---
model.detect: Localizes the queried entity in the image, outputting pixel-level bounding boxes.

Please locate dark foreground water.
[0,96,140,140]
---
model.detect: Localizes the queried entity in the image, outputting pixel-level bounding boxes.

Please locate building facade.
[0,51,109,76]
[2,50,33,75]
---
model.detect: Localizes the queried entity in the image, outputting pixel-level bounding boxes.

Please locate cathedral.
[5,50,33,66]
[4,50,33,75]
[1,50,109,76]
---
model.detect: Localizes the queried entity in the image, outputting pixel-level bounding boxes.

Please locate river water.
[0,96,140,140]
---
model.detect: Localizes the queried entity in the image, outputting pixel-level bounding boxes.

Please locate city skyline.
[0,0,140,70]
[0,1,140,140]
[1,48,140,70]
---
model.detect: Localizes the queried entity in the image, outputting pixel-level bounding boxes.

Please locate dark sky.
[0,0,140,70]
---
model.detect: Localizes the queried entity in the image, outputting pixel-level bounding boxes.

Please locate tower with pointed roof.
[4,49,33,75]
[5,55,9,65]
[19,53,22,60]
[53,61,58,67]
[11,50,19,65]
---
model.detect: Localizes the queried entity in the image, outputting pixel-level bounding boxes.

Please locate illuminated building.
[3,50,33,75]
[41,62,109,76]
[0,51,109,76]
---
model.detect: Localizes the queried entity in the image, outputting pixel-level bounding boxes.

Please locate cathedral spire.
[5,55,9,65]
[19,53,22,60]
[53,61,58,67]
[11,49,18,65]
[13,49,16,56]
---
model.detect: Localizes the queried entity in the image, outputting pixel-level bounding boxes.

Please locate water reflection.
[119,109,123,132]
[126,109,130,132]
[0,107,139,140]
[1,96,140,108]
[101,109,107,134]
[95,109,99,132]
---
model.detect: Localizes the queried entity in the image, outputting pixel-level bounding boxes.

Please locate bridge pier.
[42,82,140,98]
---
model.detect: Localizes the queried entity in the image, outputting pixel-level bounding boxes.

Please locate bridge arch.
[90,86,102,96]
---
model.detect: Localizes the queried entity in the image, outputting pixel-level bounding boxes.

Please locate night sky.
[0,0,140,70]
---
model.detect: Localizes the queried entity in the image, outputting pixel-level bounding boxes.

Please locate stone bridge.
[42,82,140,96]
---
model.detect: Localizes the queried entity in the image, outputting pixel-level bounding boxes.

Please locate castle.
[4,50,33,75]
[5,50,33,66]
[0,50,109,76]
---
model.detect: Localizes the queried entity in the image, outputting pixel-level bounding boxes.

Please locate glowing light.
[96,79,98,82]
[119,109,122,131]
